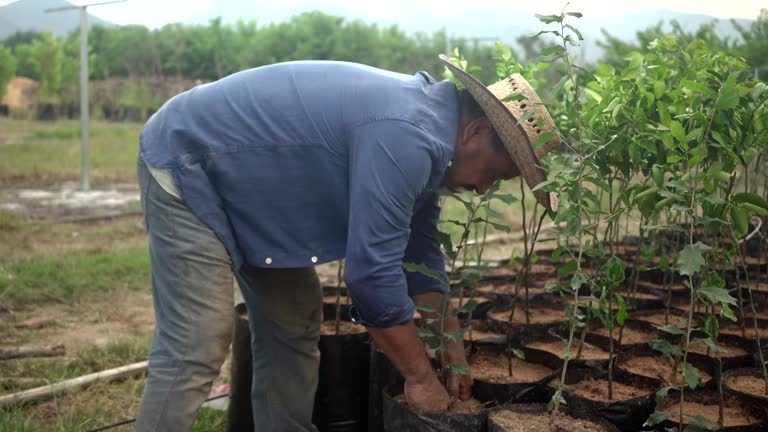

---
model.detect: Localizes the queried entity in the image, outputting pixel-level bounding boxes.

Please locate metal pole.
[80,7,90,191]
[45,0,126,191]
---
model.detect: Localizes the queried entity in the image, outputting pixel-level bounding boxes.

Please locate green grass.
[1,336,151,393]
[0,336,228,432]
[0,118,142,184]
[0,247,150,308]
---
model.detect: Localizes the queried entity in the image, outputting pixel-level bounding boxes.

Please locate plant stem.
[734,231,768,395]
[334,259,344,335]
[717,353,724,427]
[608,293,614,401]
[520,177,531,324]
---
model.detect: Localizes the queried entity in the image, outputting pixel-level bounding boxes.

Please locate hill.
[0,0,115,39]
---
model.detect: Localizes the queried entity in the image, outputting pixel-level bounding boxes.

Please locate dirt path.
[4,289,155,354]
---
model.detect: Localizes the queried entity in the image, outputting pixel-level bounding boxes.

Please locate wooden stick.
[0,344,65,360]
[14,317,56,329]
[0,361,148,408]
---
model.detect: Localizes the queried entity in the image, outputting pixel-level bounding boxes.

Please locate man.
[135,54,559,431]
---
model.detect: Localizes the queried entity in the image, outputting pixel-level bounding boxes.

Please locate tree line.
[0,9,766,117]
[0,11,503,104]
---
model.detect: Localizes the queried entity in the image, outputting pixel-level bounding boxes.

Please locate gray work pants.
[135,158,322,432]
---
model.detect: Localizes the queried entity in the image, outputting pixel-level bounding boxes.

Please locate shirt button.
[265,257,273,265]
[311,256,318,263]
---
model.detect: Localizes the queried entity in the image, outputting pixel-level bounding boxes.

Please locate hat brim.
[439,54,558,212]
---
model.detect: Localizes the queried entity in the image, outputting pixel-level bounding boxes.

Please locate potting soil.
[726,374,768,398]
[567,378,650,401]
[592,325,655,345]
[320,320,366,336]
[488,305,565,324]
[662,399,759,427]
[489,408,613,432]
[527,340,609,360]
[471,353,553,384]
[619,355,711,386]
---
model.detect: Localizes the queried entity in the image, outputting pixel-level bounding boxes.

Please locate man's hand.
[366,321,451,412]
[444,340,473,401]
[404,371,450,412]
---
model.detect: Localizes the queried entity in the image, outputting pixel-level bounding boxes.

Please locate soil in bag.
[487,403,620,432]
[469,341,560,404]
[381,381,503,432]
[724,368,768,404]
[654,389,768,432]
[562,367,659,431]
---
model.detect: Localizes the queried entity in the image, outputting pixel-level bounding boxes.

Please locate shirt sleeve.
[344,119,438,328]
[403,191,448,296]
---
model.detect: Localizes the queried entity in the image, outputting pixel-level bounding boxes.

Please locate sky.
[0,0,765,28]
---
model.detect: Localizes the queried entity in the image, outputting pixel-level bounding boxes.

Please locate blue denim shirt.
[139,61,459,328]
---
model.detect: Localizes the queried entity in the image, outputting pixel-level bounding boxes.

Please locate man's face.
[441,117,520,195]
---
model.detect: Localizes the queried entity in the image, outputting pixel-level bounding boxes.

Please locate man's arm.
[402,191,472,399]
[343,120,451,411]
[412,291,473,401]
[366,322,450,411]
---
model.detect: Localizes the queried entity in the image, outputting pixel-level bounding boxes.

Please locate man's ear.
[463,116,494,141]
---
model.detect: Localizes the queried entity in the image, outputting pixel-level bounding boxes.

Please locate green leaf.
[584,87,602,103]
[547,390,566,411]
[510,348,525,360]
[681,79,717,97]
[515,109,536,126]
[532,132,555,150]
[502,92,526,102]
[535,13,562,24]
[485,220,512,233]
[416,325,440,340]
[687,414,721,431]
[540,45,566,58]
[484,206,503,220]
[649,339,682,357]
[721,303,738,322]
[677,242,711,276]
[697,284,737,306]
[670,121,687,146]
[616,301,628,326]
[491,193,518,204]
[717,74,739,111]
[564,24,584,40]
[683,363,701,389]
[644,411,671,427]
[457,299,478,314]
[692,337,727,355]
[565,11,583,18]
[655,386,675,406]
[558,260,577,277]
[531,179,554,192]
[654,324,686,335]
[733,192,768,209]
[403,262,447,284]
[446,362,470,375]
[415,303,437,314]
[741,202,768,216]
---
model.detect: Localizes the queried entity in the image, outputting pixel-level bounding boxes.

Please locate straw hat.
[439,54,560,212]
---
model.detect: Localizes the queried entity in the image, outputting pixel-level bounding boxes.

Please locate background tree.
[0,43,16,101]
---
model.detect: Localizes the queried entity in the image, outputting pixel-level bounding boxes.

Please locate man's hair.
[458,89,507,155]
